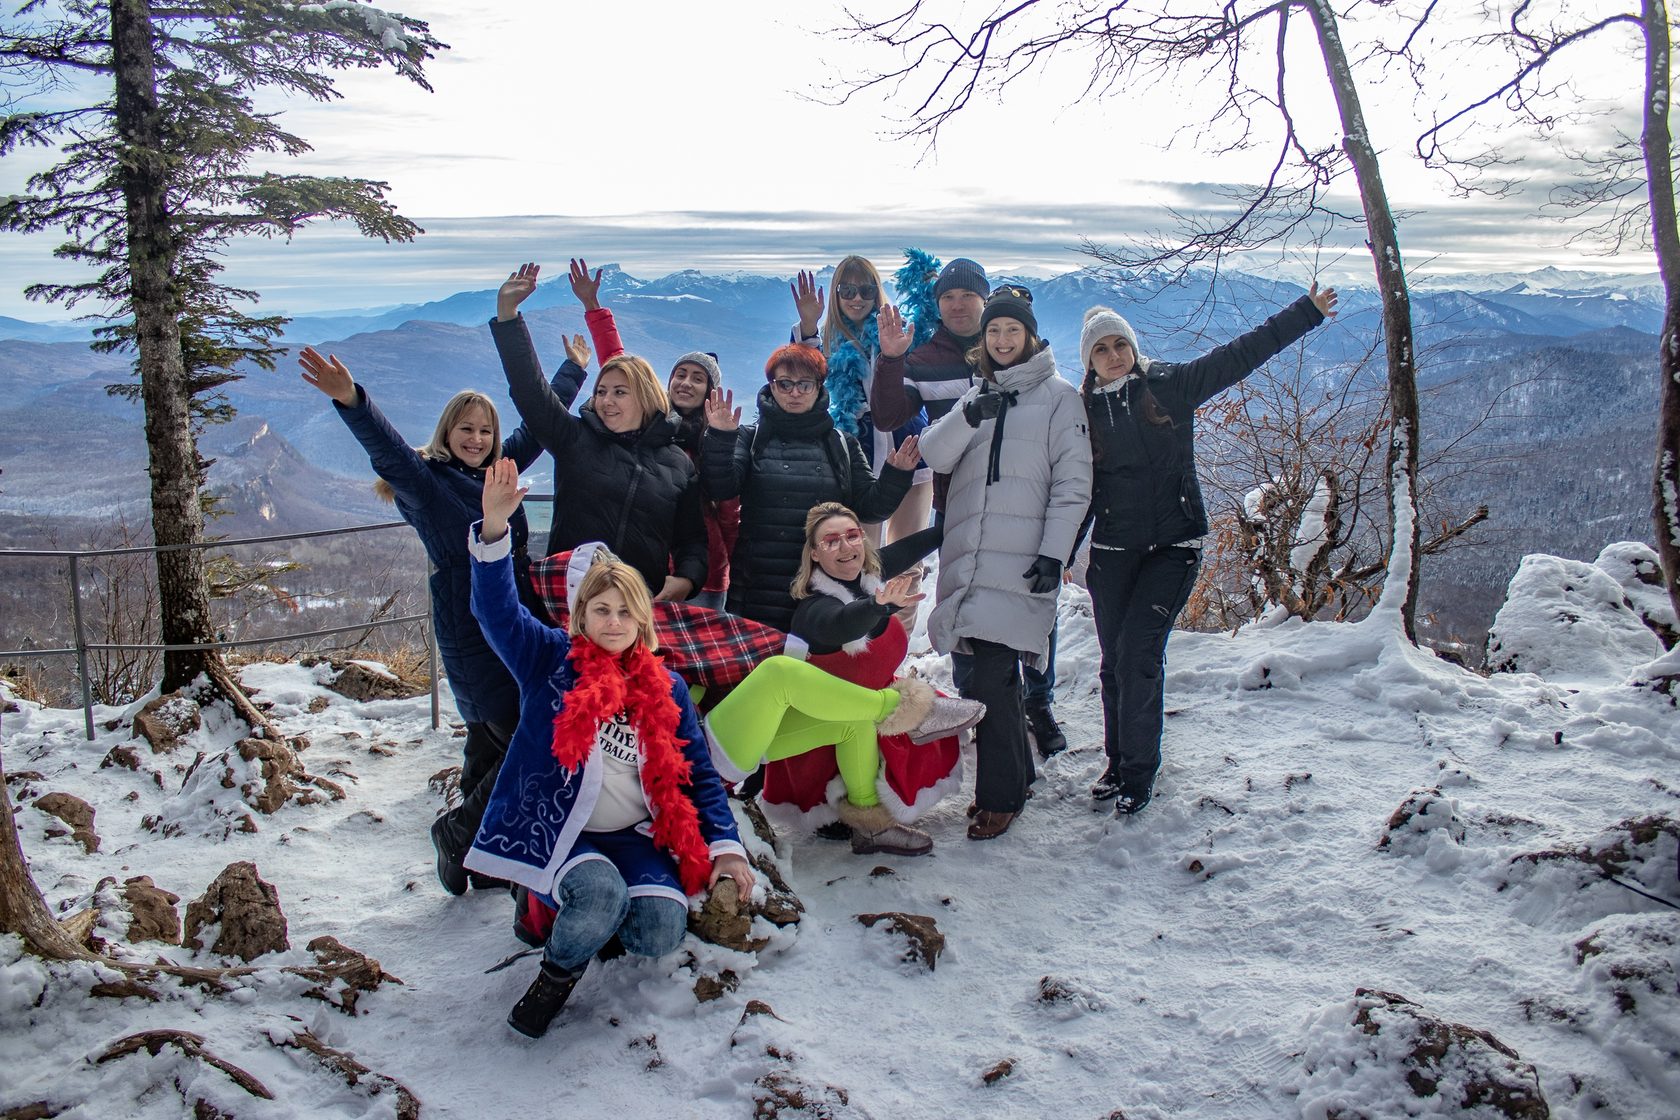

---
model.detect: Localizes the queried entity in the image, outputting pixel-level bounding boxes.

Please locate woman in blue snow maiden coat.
[298,343,586,897]
[1077,283,1338,817]
[465,457,754,1039]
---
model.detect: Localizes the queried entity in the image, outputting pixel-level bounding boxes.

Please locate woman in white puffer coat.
[918,284,1092,841]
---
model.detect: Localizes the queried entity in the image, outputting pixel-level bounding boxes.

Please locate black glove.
[1023,555,1062,594]
[963,391,1006,427]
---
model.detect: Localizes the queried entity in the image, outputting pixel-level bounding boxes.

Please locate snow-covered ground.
[2,555,1676,1119]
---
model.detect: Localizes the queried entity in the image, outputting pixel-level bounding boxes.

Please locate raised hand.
[878,302,912,359]
[885,434,920,471]
[1310,281,1339,318]
[496,262,540,322]
[480,457,528,544]
[704,387,741,433]
[873,571,927,609]
[297,346,357,407]
[569,257,603,311]
[790,269,825,336]
[563,332,591,369]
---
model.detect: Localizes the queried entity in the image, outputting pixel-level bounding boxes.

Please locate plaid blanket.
[530,552,797,690]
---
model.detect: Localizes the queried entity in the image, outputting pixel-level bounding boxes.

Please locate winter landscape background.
[2,256,1676,1119]
[0,259,1666,670]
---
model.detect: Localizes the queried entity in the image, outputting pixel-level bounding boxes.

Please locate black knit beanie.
[979,284,1037,338]
[934,258,990,300]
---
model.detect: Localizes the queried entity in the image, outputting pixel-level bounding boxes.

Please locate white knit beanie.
[1080,305,1145,374]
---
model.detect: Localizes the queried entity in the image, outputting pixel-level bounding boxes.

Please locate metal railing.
[0,520,439,740]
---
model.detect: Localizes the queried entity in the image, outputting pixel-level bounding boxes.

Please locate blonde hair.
[820,255,884,358]
[570,555,659,652]
[790,502,881,599]
[594,355,670,424]
[374,390,500,502]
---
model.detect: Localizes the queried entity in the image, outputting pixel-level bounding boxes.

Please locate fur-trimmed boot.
[876,676,987,745]
[835,798,933,857]
[508,960,584,1039]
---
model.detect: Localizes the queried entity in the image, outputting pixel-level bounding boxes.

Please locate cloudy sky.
[0,0,1658,318]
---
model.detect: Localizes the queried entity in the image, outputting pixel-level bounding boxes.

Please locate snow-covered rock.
[1485,553,1665,682]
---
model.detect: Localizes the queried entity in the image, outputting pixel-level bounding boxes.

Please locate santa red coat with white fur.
[759,569,962,830]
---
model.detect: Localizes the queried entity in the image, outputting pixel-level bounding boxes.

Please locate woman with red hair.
[702,343,918,632]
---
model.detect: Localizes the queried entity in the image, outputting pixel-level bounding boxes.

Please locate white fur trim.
[699,716,752,784]
[707,839,748,863]
[467,521,514,562]
[758,786,843,834]
[876,762,964,824]
[808,568,884,655]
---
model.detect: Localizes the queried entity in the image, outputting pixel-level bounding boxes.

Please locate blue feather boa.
[895,247,941,350]
[825,248,943,441]
[824,313,877,442]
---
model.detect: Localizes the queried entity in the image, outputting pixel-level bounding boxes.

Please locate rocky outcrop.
[857,912,944,971]
[33,791,98,854]
[120,875,181,944]
[183,862,288,961]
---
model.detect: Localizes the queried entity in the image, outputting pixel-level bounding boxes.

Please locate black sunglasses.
[835,283,877,301]
[991,284,1034,303]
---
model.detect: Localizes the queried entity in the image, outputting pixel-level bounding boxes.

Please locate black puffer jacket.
[1083,295,1326,551]
[703,384,912,630]
[492,314,707,593]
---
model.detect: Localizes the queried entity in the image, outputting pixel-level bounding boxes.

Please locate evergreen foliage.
[0,0,445,698]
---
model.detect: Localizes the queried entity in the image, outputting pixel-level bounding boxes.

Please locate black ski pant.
[957,638,1034,814]
[438,718,514,853]
[1086,546,1200,800]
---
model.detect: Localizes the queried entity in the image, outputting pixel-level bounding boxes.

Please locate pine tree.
[0,0,446,719]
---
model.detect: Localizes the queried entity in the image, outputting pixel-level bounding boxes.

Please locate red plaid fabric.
[530,553,789,690]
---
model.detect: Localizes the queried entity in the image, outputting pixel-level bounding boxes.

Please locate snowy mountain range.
[0,263,1666,642]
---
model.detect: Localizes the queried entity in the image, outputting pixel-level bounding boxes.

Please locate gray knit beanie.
[933,258,990,300]
[1080,305,1144,374]
[670,351,722,392]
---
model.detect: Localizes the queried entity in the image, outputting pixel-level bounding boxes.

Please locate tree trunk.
[1306,0,1423,642]
[111,0,223,695]
[0,748,99,961]
[1642,0,1680,632]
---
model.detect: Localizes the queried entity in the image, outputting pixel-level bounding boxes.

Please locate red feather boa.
[551,637,713,896]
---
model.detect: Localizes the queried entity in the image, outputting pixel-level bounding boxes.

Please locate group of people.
[299,249,1338,1039]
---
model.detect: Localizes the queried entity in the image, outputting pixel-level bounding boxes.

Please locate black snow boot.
[430,816,469,896]
[1090,759,1124,802]
[1113,788,1153,817]
[508,961,583,1039]
[1027,703,1067,758]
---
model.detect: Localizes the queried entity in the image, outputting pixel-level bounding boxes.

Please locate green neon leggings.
[707,655,897,808]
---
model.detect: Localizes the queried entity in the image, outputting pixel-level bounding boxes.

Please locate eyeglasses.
[772,378,820,395]
[815,528,865,553]
[835,283,877,301]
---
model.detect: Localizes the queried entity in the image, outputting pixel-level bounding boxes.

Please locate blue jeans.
[542,858,689,972]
